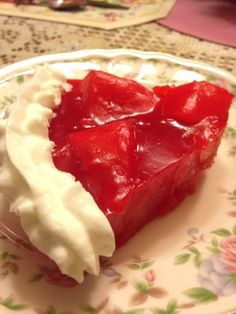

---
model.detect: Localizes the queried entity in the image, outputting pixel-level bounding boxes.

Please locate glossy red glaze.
[49,71,233,246]
[153,81,233,125]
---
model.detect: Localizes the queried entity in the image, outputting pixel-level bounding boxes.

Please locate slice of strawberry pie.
[0,66,233,284]
[49,70,233,247]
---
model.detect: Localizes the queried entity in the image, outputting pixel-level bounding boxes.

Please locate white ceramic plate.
[0,49,236,314]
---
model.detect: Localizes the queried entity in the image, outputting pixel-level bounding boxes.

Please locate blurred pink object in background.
[158,0,236,48]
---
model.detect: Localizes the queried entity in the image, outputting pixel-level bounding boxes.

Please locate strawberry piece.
[153,81,233,125]
[67,120,136,214]
[152,85,172,98]
[49,71,159,144]
[78,70,159,125]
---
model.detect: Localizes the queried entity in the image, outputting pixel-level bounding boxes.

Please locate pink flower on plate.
[220,236,236,272]
[198,254,236,296]
[145,269,156,282]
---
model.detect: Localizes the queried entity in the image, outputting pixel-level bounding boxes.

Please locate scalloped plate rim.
[0,49,236,84]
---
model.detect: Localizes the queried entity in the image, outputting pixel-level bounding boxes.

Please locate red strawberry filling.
[49,71,233,247]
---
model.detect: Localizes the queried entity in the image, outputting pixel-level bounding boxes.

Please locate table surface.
[0,15,236,75]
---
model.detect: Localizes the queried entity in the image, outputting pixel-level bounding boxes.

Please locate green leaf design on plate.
[153,299,178,314]
[0,96,14,110]
[206,246,221,254]
[1,295,28,311]
[193,254,203,268]
[184,287,217,303]
[128,263,141,270]
[29,272,44,283]
[228,273,236,283]
[233,225,236,235]
[174,253,191,265]
[225,126,236,139]
[16,75,24,84]
[211,237,219,248]
[211,228,232,237]
[0,251,22,261]
[0,251,9,261]
[206,76,217,82]
[141,261,154,269]
[188,247,200,254]
[134,281,150,293]
[166,299,177,313]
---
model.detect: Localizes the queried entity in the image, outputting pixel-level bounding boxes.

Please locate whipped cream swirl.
[0,65,115,282]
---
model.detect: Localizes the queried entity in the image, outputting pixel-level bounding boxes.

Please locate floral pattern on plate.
[0,49,236,314]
